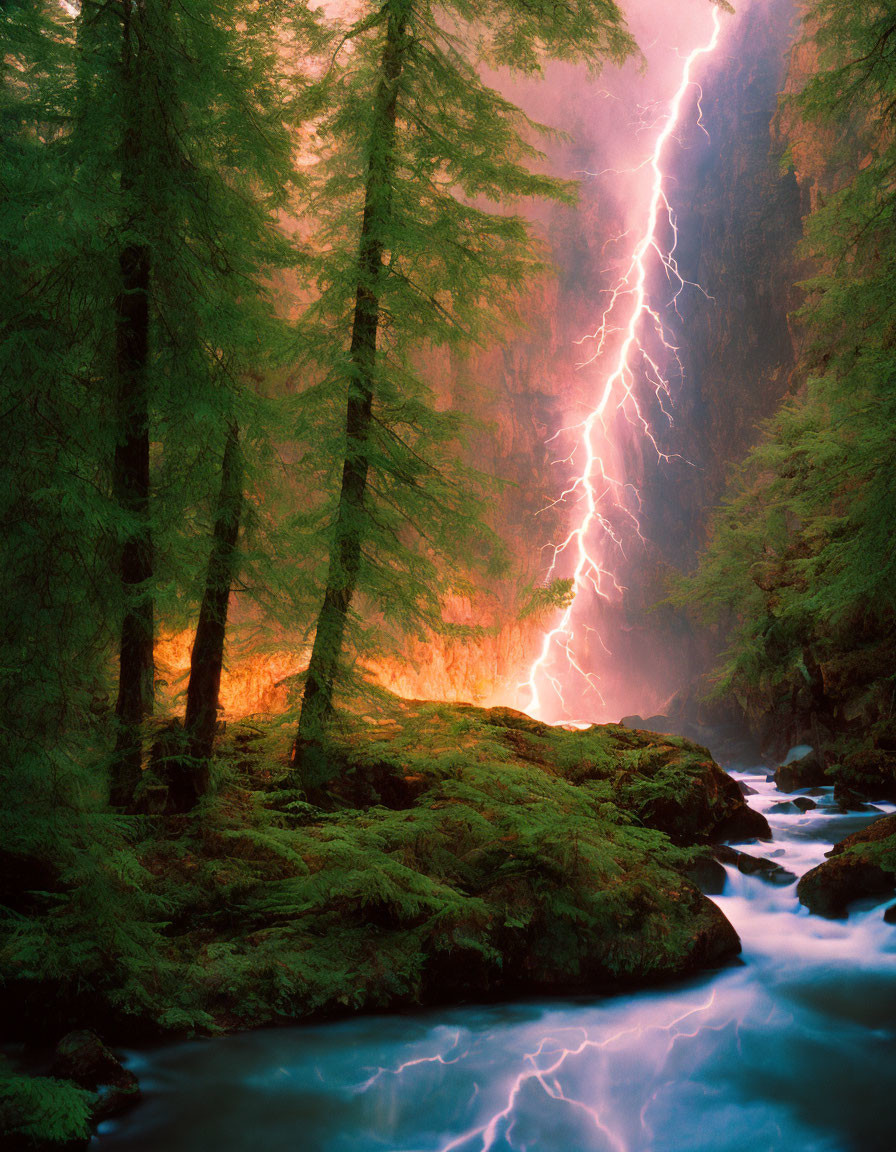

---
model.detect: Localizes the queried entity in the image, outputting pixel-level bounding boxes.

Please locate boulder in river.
[21,698,747,1036]
[711,844,795,886]
[713,803,773,843]
[578,719,770,844]
[50,1030,140,1120]
[186,699,748,1023]
[733,852,796,885]
[797,813,896,918]
[769,798,816,814]
[774,749,827,793]
[833,748,896,804]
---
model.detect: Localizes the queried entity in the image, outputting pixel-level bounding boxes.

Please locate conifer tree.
[105,0,156,805]
[1,0,114,853]
[0,0,177,1026]
[2,0,313,826]
[67,0,310,804]
[1,0,321,1022]
[290,0,637,784]
[177,421,244,809]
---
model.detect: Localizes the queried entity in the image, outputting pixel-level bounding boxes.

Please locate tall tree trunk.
[169,421,243,810]
[110,1,154,807]
[292,1,409,785]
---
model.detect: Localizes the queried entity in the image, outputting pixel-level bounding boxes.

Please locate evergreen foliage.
[672,0,896,746]
[0,1065,93,1149]
[290,0,636,778]
[0,0,313,1051]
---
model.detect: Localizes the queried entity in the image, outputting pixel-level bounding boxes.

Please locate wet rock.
[682,853,727,895]
[834,748,896,802]
[768,801,798,814]
[711,844,794,885]
[797,814,896,918]
[712,844,740,866]
[710,844,795,885]
[798,858,893,919]
[884,904,896,925]
[712,804,772,843]
[50,1031,140,1121]
[737,781,758,796]
[735,853,797,886]
[684,896,742,970]
[833,789,880,812]
[766,869,799,886]
[774,749,827,793]
[768,797,816,815]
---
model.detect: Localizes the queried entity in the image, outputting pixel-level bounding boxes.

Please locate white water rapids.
[95,767,896,1152]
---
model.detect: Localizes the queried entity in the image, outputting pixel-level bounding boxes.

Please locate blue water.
[95,771,896,1152]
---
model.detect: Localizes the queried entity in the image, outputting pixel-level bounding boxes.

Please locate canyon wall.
[417,0,808,718]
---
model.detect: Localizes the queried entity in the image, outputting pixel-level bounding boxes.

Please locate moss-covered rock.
[49,1031,140,1121]
[142,700,748,1025]
[4,699,754,1036]
[330,704,766,844]
[832,748,896,804]
[797,813,896,918]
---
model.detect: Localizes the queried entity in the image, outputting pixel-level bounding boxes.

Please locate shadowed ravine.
[94,769,896,1152]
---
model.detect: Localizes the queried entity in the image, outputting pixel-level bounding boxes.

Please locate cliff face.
[685,3,896,768]
[648,0,805,563]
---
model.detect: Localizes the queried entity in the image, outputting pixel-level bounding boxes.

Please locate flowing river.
[94,766,896,1152]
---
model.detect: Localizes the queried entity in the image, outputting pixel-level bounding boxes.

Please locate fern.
[0,1070,93,1146]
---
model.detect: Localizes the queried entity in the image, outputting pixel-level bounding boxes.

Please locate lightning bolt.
[522,9,725,724]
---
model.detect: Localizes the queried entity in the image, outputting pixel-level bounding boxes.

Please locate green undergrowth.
[0,1063,93,1150]
[2,700,741,1038]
